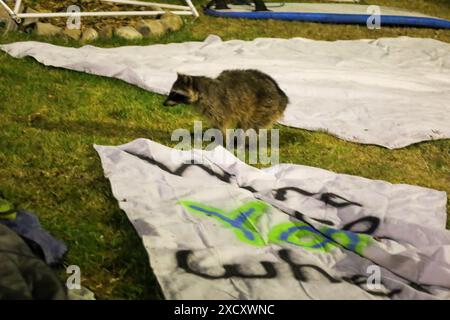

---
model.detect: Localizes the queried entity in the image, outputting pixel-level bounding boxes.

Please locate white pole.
[13,0,21,13]
[1,0,198,23]
[184,0,199,18]
[16,11,194,19]
[0,0,15,16]
[101,0,191,11]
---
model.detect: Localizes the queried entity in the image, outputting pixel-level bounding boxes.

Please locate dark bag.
[0,224,67,300]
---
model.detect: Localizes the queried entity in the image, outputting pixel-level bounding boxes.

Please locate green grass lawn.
[0,0,449,299]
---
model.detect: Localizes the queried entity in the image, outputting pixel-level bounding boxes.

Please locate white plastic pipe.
[184,0,199,17]
[0,0,15,16]
[16,11,194,18]
[13,0,21,14]
[1,0,198,22]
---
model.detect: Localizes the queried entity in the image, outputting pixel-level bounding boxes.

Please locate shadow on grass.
[17,116,172,141]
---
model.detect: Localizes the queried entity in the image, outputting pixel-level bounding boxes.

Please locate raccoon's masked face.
[163,73,198,107]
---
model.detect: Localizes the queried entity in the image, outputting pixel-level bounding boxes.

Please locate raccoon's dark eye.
[172,92,188,101]
[170,91,189,103]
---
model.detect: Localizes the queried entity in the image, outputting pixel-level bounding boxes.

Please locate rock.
[115,26,143,40]
[160,12,183,32]
[81,27,98,42]
[22,7,39,28]
[35,22,62,37]
[149,5,164,12]
[136,19,166,38]
[111,5,121,11]
[98,25,113,39]
[64,28,81,40]
[138,5,162,12]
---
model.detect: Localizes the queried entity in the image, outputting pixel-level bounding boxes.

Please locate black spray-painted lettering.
[176,249,402,298]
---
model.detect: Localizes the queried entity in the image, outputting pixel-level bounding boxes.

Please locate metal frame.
[0,0,199,24]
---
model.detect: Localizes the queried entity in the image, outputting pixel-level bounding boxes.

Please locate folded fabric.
[0,208,67,265]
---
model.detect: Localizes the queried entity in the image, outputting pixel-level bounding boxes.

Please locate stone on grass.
[22,7,39,28]
[149,5,163,12]
[81,27,98,42]
[98,25,114,39]
[115,26,143,40]
[64,28,81,40]
[138,5,162,12]
[35,22,62,37]
[136,19,166,38]
[160,12,183,32]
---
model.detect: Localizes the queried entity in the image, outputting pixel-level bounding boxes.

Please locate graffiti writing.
[176,249,402,298]
[125,151,367,217]
[180,200,373,254]
[176,250,277,279]
[180,200,268,246]
[273,187,362,208]
[124,150,232,183]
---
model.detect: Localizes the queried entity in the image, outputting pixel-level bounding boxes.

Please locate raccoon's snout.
[164,91,189,107]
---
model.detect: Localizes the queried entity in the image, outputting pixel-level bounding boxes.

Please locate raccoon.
[163,69,289,133]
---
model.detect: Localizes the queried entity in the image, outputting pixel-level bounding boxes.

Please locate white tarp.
[2,35,450,148]
[94,138,450,299]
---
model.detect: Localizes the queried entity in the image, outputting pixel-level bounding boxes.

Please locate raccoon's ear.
[178,74,193,86]
[177,73,187,81]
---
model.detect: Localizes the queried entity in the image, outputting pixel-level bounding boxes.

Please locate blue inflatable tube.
[205,9,450,29]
